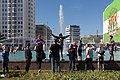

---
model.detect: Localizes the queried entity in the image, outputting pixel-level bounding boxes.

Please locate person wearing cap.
[25,43,32,73]
[50,38,61,74]
[107,35,115,61]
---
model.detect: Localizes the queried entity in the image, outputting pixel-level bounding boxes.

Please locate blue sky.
[35,0,113,37]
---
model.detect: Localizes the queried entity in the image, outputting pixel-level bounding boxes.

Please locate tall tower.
[0,0,35,45]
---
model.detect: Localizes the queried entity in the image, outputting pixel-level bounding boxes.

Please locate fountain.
[59,2,64,33]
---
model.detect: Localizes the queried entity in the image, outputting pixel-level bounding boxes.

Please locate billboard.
[103,0,120,42]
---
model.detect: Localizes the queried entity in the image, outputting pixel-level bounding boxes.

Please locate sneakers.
[0,74,5,77]
[38,69,41,73]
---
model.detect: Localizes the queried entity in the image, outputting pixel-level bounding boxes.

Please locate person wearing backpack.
[84,44,94,70]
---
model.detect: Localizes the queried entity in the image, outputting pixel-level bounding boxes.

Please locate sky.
[35,0,113,37]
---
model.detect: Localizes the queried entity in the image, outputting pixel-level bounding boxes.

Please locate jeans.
[51,56,60,74]
[25,59,31,72]
[85,58,94,70]
[36,58,42,69]
[2,59,9,74]
[69,58,75,71]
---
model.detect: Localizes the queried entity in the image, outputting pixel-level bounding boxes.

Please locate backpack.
[99,47,105,55]
[42,51,46,59]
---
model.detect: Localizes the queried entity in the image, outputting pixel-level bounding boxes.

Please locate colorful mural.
[103,0,120,42]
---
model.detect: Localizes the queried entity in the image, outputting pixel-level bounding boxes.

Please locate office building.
[36,24,52,41]
[0,0,35,46]
[65,25,80,43]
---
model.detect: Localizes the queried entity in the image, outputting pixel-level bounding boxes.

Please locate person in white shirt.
[96,42,105,70]
[84,44,94,70]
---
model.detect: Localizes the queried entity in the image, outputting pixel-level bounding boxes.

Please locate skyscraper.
[0,0,35,46]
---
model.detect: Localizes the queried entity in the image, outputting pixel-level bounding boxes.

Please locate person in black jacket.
[50,38,61,74]
[34,42,44,72]
[25,43,32,73]
[68,44,76,71]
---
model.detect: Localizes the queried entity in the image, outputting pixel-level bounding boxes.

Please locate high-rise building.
[0,0,35,46]
[65,25,80,43]
[36,24,52,42]
[36,24,52,50]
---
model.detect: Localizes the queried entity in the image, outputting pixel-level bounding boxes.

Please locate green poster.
[103,0,120,42]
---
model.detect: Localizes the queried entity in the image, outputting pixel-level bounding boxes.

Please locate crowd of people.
[0,34,116,77]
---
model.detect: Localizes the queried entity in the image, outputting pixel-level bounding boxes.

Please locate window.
[13,26,17,29]
[5,9,7,11]
[12,4,16,7]
[5,30,7,33]
[5,34,7,36]
[13,0,16,3]
[18,30,20,32]
[5,26,7,28]
[8,4,11,7]
[12,21,16,24]
[8,21,11,24]
[18,26,20,28]
[8,13,11,16]
[12,17,17,20]
[8,0,11,3]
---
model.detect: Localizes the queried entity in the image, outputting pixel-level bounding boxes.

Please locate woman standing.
[68,44,76,71]
[25,43,32,73]
[1,45,9,77]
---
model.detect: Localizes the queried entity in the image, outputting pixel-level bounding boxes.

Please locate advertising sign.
[103,0,120,42]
